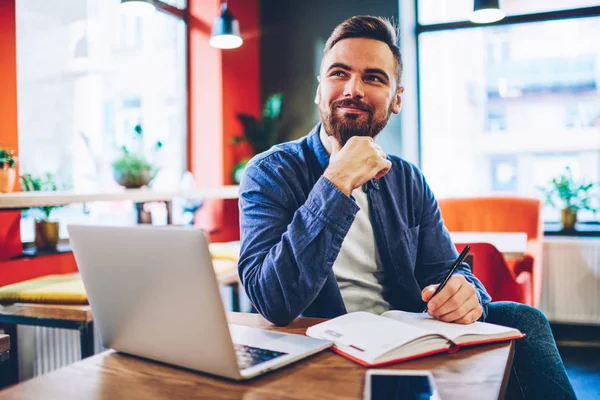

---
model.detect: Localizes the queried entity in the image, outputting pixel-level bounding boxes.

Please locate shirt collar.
[307,123,330,171]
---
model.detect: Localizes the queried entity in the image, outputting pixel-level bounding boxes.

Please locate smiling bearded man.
[237,15,576,400]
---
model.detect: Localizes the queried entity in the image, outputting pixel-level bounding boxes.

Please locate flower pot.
[35,221,60,251]
[561,208,577,232]
[0,166,16,193]
[113,169,153,189]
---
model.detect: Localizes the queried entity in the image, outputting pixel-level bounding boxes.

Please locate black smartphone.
[364,370,440,400]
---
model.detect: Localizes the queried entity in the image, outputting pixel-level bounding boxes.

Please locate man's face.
[316,38,404,146]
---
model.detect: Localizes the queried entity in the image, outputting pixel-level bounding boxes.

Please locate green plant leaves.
[538,166,598,213]
[19,172,62,221]
[111,124,161,188]
[0,148,16,168]
[237,93,283,155]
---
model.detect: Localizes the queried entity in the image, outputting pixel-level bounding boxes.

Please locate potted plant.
[538,166,598,232]
[111,124,162,189]
[0,148,17,193]
[20,173,63,251]
[232,93,283,183]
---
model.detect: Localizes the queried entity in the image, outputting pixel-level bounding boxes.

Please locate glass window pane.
[419,18,600,222]
[419,0,600,25]
[16,0,187,242]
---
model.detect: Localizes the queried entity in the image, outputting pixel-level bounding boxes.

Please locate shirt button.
[346,216,353,223]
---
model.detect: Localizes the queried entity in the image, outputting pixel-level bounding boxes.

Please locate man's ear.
[391,86,404,114]
[314,83,321,105]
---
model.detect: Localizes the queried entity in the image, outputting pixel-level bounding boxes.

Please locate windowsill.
[10,222,599,261]
[544,222,600,237]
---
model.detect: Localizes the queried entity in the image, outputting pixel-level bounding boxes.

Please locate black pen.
[423,245,471,313]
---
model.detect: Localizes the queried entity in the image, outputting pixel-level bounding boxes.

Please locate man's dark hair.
[324,16,402,86]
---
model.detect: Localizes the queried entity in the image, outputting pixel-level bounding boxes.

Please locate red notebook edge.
[322,332,526,368]
[330,345,451,367]
[457,332,526,348]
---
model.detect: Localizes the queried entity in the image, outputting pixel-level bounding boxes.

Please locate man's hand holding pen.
[421,275,483,325]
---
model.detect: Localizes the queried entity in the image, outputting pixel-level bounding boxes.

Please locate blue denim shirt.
[238,123,491,326]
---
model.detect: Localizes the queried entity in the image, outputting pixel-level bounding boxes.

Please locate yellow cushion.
[0,243,241,306]
[0,273,88,305]
[209,242,240,262]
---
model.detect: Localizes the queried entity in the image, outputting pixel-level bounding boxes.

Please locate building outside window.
[15,0,187,242]
[417,0,600,224]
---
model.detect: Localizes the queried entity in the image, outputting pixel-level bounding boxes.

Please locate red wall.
[0,256,79,288]
[0,0,23,262]
[190,0,259,242]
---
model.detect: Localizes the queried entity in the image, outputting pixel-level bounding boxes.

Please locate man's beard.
[319,98,394,146]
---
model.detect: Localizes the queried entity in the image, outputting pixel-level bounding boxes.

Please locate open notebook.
[305,311,524,367]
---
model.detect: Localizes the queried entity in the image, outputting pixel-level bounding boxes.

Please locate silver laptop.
[67,224,331,380]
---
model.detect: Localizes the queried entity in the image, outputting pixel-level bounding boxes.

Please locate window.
[418,0,600,25]
[116,15,142,50]
[565,101,600,128]
[486,108,506,132]
[418,3,600,223]
[16,0,187,242]
[490,156,518,192]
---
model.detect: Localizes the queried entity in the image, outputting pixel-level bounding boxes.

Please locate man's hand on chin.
[421,274,483,324]
[323,136,391,196]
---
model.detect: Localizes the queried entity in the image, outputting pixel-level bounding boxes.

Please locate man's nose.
[343,76,364,99]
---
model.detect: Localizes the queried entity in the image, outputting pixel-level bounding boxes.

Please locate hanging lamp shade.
[120,0,156,17]
[209,3,243,49]
[470,0,505,24]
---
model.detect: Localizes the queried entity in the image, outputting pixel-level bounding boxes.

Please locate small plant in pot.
[20,173,63,251]
[111,124,162,189]
[538,166,598,232]
[0,148,18,193]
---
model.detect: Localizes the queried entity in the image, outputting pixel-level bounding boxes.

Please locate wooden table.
[449,232,527,261]
[0,313,514,400]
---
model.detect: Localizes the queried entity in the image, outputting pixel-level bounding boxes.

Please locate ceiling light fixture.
[209,1,243,50]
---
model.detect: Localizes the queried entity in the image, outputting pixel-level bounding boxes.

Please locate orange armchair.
[438,197,543,307]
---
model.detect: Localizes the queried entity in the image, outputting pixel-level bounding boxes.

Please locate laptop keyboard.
[234,343,288,370]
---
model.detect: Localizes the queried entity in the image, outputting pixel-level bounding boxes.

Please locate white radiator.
[540,237,600,325]
[17,325,103,380]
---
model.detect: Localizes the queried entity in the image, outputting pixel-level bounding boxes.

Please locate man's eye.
[365,75,383,83]
[331,71,347,77]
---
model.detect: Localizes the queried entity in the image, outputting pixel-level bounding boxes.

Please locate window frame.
[414,3,600,232]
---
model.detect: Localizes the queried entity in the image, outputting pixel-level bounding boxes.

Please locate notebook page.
[382,310,520,342]
[306,312,440,363]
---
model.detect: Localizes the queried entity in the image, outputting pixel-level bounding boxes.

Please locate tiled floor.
[552,322,600,399]
[559,346,600,399]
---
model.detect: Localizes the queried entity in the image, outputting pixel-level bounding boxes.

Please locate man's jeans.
[486,302,576,399]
